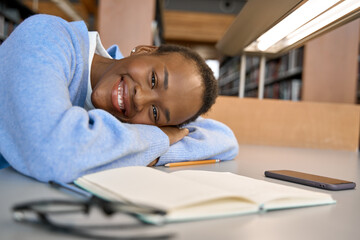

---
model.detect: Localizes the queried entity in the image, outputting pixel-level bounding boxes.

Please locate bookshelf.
[218,47,303,101]
[0,0,34,45]
[218,56,240,96]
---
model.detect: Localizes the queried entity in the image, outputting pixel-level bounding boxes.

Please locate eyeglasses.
[12,195,173,239]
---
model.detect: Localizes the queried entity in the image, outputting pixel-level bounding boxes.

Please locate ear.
[130,45,158,56]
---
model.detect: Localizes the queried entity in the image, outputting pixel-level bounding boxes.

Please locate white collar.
[84,31,112,110]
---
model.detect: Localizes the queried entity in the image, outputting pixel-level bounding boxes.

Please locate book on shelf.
[264,79,301,101]
[245,89,257,98]
[218,57,242,96]
[278,54,290,76]
[75,166,336,224]
[279,81,291,100]
[291,79,302,101]
[246,56,260,72]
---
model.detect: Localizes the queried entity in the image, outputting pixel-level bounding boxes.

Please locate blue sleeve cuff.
[107,45,124,60]
[0,155,9,169]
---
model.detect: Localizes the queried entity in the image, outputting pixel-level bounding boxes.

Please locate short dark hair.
[153,44,218,126]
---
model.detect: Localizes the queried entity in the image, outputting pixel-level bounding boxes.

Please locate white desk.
[1,145,359,240]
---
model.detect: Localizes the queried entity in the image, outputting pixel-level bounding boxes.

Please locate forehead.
[164,53,197,76]
[155,53,204,125]
[155,52,194,69]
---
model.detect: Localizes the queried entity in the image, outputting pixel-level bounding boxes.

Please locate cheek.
[126,60,149,79]
[127,111,153,125]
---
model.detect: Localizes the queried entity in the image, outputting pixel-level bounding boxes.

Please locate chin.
[114,114,129,123]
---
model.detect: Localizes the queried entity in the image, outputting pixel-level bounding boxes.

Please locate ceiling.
[162,0,247,59]
[164,0,246,14]
[18,0,247,59]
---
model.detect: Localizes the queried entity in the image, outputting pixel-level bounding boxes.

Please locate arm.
[156,117,239,166]
[0,15,169,183]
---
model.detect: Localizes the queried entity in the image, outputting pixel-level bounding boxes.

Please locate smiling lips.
[112,76,128,116]
[117,79,125,110]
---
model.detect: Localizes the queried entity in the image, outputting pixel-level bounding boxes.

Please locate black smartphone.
[264,170,356,191]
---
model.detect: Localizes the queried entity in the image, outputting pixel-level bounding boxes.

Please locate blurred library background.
[0,0,359,104]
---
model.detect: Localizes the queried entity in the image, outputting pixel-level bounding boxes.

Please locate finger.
[182,128,189,136]
[173,129,188,144]
[147,158,159,167]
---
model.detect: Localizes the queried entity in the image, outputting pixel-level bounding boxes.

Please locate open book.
[75,166,336,224]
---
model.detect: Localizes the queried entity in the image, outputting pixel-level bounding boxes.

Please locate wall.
[302,19,360,104]
[97,0,155,56]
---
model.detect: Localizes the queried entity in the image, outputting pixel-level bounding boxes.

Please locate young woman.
[0,14,238,182]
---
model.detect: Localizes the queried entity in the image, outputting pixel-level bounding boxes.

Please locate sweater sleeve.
[0,15,169,183]
[157,117,239,165]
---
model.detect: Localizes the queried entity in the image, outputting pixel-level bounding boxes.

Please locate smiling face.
[91,51,203,126]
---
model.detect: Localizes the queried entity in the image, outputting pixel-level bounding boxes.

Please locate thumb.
[172,128,189,144]
[181,127,189,136]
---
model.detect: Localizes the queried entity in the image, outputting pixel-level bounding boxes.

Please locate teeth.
[117,81,125,110]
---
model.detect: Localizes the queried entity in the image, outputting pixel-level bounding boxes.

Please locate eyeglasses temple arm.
[48,181,93,199]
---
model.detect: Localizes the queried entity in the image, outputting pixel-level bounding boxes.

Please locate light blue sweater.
[0,15,238,183]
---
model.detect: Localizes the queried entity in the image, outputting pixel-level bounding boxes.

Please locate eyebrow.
[164,66,168,90]
[163,66,170,123]
[165,109,170,123]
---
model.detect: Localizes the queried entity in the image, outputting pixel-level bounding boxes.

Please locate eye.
[151,71,156,89]
[152,105,158,123]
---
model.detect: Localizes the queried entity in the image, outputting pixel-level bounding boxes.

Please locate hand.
[160,126,189,145]
[147,158,159,167]
[147,127,188,167]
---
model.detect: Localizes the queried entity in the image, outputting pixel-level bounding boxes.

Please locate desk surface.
[1,145,359,240]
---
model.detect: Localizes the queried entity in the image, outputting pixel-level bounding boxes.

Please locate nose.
[133,85,156,112]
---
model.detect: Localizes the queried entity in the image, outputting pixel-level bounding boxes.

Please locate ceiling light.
[245,0,360,53]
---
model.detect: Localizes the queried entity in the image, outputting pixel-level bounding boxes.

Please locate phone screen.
[265,170,356,190]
